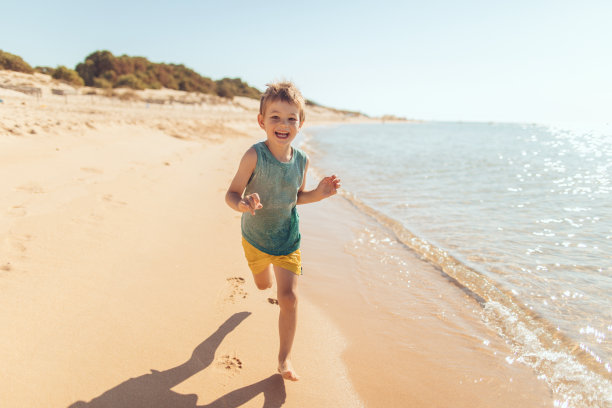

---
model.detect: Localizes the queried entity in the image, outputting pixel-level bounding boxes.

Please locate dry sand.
[0,70,553,407]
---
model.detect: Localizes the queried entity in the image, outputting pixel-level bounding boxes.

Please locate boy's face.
[257,100,304,148]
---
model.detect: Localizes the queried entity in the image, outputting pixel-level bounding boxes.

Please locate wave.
[299,128,611,406]
[338,189,611,407]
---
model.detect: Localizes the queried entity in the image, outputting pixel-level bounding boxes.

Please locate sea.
[300,121,611,408]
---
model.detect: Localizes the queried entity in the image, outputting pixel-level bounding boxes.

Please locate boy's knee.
[277,290,298,310]
[255,281,273,290]
[253,266,273,290]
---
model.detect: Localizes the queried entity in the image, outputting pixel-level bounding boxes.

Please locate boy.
[225,81,340,381]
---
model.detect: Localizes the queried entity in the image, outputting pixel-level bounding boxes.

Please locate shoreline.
[300,123,612,407]
[298,181,554,407]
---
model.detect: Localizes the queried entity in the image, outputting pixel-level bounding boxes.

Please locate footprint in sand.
[15,182,45,194]
[217,355,243,375]
[7,205,27,217]
[80,167,104,174]
[101,194,127,206]
[225,277,248,303]
[3,232,31,255]
[1,263,12,272]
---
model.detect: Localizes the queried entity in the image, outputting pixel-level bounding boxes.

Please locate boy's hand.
[239,193,263,215]
[316,175,341,199]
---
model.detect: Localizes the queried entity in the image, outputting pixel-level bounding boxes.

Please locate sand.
[0,70,553,407]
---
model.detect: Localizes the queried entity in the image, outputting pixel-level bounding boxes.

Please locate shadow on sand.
[68,312,286,408]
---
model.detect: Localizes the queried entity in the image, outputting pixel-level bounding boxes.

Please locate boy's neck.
[264,141,293,163]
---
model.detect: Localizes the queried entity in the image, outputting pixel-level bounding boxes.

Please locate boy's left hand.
[317,175,341,199]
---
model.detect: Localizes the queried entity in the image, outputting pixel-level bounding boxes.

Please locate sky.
[2,0,611,124]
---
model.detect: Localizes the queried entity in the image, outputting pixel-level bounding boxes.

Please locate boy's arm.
[225,147,263,215]
[297,158,341,205]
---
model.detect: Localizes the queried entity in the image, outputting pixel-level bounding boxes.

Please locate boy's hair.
[259,81,306,122]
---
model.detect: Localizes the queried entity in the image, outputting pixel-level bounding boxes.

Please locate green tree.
[76,50,115,86]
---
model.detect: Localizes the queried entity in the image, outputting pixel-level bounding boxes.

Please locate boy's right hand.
[239,193,263,215]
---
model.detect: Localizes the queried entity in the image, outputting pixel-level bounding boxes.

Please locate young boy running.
[225,81,340,381]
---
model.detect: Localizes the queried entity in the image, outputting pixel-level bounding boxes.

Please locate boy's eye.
[289,118,297,122]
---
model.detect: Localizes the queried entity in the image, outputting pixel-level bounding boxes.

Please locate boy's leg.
[273,265,299,381]
[252,264,274,290]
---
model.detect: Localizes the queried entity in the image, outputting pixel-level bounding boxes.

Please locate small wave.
[299,125,612,406]
[337,189,612,407]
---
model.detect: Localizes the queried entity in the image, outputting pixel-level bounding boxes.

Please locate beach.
[0,70,555,407]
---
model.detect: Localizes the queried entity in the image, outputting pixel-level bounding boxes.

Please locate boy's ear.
[257,114,265,129]
[299,119,305,129]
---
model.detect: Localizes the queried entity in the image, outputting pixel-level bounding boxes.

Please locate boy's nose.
[278,119,291,128]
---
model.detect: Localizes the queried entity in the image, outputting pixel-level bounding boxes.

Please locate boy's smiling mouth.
[275,131,290,139]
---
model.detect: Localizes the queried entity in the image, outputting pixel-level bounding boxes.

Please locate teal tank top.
[241,142,308,256]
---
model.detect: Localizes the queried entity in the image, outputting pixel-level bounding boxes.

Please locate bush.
[101,70,117,83]
[115,74,146,90]
[215,80,235,99]
[93,77,112,89]
[76,59,95,85]
[215,77,261,99]
[118,90,141,101]
[52,65,84,86]
[76,50,114,86]
[0,50,34,73]
[35,66,55,75]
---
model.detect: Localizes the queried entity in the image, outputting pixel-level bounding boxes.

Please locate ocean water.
[300,121,612,408]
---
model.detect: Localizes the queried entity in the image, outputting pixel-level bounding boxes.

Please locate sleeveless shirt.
[241,142,308,256]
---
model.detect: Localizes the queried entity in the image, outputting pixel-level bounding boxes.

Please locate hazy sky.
[2,0,611,124]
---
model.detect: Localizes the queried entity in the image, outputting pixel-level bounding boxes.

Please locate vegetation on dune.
[76,50,213,92]
[0,50,372,118]
[51,65,84,86]
[0,49,34,74]
[35,66,55,75]
[75,50,261,99]
[215,77,261,99]
[0,49,262,99]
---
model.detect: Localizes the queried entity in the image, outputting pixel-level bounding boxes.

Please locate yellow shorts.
[241,237,302,276]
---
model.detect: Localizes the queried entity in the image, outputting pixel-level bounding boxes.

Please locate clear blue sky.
[2,0,611,124]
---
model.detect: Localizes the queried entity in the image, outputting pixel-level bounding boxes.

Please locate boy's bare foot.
[278,360,299,381]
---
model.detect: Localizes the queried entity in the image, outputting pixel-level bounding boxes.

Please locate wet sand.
[299,194,554,406]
